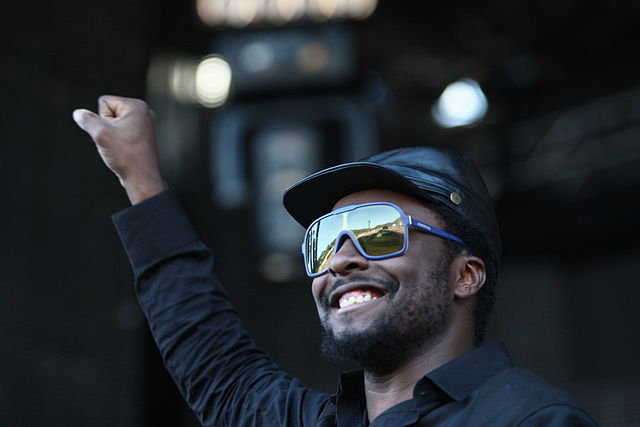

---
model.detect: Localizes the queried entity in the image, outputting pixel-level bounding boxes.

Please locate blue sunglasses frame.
[302,202,472,277]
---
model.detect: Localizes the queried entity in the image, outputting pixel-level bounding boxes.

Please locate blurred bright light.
[195,56,232,108]
[195,0,226,26]
[432,78,488,128]
[310,0,339,20]
[297,42,330,73]
[346,0,377,19]
[270,0,305,23]
[227,0,263,28]
[167,59,198,104]
[239,42,276,74]
[196,0,377,27]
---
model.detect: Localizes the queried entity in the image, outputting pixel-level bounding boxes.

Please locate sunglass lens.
[304,204,407,275]
[305,214,341,275]
[351,205,405,256]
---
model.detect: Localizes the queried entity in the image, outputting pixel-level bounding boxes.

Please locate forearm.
[139,242,271,424]
[112,191,260,422]
[112,191,328,426]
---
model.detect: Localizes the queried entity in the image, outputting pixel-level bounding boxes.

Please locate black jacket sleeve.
[112,191,332,426]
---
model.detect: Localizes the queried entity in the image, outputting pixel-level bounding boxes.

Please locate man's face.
[311,189,456,372]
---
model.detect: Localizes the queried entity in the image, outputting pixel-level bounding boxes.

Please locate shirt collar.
[336,342,512,423]
[422,341,512,402]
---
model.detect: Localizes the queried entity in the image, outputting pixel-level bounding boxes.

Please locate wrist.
[121,176,168,205]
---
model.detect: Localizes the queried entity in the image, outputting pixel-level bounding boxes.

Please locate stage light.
[195,55,232,108]
[227,0,263,28]
[148,55,232,108]
[160,58,198,104]
[309,0,339,21]
[195,0,226,26]
[271,0,305,23]
[432,78,488,128]
[195,0,378,27]
[346,0,377,19]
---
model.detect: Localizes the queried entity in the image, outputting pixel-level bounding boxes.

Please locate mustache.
[322,274,400,309]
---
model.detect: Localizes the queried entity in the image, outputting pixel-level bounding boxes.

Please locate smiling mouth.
[337,288,386,309]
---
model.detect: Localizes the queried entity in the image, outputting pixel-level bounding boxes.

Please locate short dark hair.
[422,199,499,347]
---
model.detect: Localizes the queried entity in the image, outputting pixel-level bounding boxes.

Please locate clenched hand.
[73,95,168,204]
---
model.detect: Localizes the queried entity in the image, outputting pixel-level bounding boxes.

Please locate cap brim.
[283,162,431,228]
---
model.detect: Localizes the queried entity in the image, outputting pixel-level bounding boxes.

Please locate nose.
[327,234,369,276]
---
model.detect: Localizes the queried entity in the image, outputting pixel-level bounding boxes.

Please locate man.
[73,95,598,426]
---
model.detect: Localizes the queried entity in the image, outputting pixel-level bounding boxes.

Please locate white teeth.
[338,292,379,308]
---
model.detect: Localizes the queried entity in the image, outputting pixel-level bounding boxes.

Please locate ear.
[452,255,486,300]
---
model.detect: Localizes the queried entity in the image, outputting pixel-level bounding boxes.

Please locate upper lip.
[328,281,389,308]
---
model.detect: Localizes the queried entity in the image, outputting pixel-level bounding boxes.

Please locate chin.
[319,301,451,374]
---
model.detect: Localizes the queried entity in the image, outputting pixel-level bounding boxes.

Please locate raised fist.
[73,95,167,204]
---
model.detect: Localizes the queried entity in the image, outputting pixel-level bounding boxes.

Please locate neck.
[363,335,473,422]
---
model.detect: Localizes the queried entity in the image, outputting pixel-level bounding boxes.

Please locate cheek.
[311,278,324,305]
[379,245,430,278]
[385,241,451,289]
[406,237,450,269]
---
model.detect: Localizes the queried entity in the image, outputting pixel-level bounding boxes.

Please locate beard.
[319,265,452,375]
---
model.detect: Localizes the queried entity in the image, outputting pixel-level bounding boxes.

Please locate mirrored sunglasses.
[302,202,471,277]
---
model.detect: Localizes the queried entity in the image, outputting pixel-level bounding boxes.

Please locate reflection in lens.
[306,214,341,274]
[305,204,408,275]
[315,213,342,273]
[305,221,319,274]
[351,205,404,256]
[358,230,404,255]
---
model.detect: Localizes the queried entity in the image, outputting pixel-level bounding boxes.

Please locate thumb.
[72,109,104,135]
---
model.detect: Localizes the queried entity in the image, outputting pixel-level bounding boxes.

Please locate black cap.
[283,146,501,258]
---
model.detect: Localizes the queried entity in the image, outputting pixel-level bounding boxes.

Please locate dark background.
[2,1,639,425]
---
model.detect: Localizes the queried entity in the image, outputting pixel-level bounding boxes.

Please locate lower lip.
[336,296,385,314]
